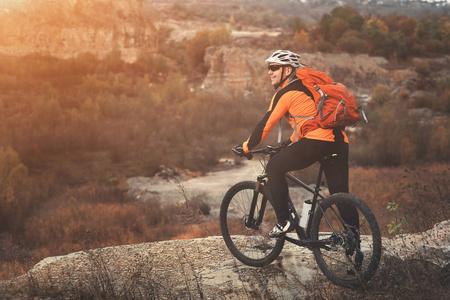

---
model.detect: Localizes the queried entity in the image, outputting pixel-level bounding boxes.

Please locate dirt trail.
[127,160,314,216]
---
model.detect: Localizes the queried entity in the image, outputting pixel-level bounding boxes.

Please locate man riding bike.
[237,50,358,238]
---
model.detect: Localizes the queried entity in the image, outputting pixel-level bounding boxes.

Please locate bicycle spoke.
[311,194,381,287]
[227,189,275,259]
[221,182,284,265]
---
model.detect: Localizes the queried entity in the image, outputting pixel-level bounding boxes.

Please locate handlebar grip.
[232,146,253,160]
[231,147,243,156]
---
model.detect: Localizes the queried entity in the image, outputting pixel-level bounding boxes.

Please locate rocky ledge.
[0,220,449,299]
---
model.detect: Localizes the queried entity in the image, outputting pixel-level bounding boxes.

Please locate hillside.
[0,0,156,62]
[0,220,448,299]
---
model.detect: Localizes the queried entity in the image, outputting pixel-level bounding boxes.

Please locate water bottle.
[299,199,312,229]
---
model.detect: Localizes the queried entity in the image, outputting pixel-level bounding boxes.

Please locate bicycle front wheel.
[220,181,284,267]
[310,193,382,288]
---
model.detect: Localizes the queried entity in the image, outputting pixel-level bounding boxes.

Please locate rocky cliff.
[0,0,155,62]
[202,46,394,94]
[0,220,448,299]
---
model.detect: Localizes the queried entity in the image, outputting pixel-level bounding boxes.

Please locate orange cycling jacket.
[243,77,348,153]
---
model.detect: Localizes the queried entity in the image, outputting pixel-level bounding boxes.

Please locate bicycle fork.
[245,175,268,229]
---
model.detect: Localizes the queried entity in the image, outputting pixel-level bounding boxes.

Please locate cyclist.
[239,50,358,237]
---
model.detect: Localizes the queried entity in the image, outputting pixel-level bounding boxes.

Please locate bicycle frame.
[226,146,382,287]
[252,153,337,250]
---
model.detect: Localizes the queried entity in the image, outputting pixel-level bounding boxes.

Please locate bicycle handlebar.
[232,144,284,159]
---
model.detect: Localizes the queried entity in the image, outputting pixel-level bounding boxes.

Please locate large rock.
[0,237,318,299]
[202,46,270,92]
[0,0,156,62]
[383,220,450,267]
[1,220,449,299]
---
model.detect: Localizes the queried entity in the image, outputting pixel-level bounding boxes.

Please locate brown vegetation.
[308,6,449,59]
[307,256,449,299]
[0,40,254,280]
[164,3,449,60]
[0,6,448,285]
[1,162,448,280]
[350,59,450,166]
[0,180,221,280]
[350,163,450,236]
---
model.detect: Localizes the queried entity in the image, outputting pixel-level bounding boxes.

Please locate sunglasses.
[268,64,283,72]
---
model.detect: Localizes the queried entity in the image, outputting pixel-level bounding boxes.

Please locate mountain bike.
[220,145,381,288]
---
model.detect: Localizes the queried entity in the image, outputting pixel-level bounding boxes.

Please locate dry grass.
[0,261,28,281]
[0,181,218,280]
[171,221,221,240]
[1,163,449,282]
[350,163,450,235]
[306,256,449,299]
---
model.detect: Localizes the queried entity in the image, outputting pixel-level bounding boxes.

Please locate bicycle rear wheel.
[220,181,284,267]
[310,193,381,287]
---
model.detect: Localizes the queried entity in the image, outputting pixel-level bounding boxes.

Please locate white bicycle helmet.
[265,50,303,68]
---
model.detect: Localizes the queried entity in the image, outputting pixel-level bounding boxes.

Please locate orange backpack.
[296,67,362,136]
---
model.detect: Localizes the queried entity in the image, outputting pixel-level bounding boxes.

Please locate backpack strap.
[248,77,307,149]
[314,85,328,120]
[275,78,316,143]
[285,114,314,143]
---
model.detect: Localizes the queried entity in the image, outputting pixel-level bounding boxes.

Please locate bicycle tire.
[220,181,285,267]
[310,193,382,287]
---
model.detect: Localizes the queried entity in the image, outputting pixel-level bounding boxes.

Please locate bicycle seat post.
[314,163,324,200]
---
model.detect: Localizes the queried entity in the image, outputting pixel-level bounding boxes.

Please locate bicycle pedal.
[346,267,356,276]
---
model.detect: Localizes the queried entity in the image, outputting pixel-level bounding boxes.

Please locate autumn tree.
[185,27,232,80]
[0,147,32,232]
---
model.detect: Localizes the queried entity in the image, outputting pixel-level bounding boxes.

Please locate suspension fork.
[246,175,268,228]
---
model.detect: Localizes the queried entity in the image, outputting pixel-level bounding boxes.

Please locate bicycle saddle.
[321,153,339,162]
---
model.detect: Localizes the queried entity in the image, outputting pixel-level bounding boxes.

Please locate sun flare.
[0,0,25,8]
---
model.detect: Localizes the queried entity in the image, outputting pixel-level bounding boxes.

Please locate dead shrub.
[170,220,221,240]
[22,198,172,250]
[60,182,125,204]
[350,163,450,235]
[0,260,28,281]
[0,147,35,233]
[188,193,211,216]
[305,256,449,299]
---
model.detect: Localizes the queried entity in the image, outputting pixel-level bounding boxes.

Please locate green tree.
[330,5,364,31]
[185,27,231,80]
[186,31,211,77]
[317,13,333,42]
[362,18,390,56]
[336,30,368,53]
[397,17,417,37]
[316,5,364,46]
[329,18,349,43]
[388,31,408,60]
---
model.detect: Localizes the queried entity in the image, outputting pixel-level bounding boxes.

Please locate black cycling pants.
[266,138,358,227]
